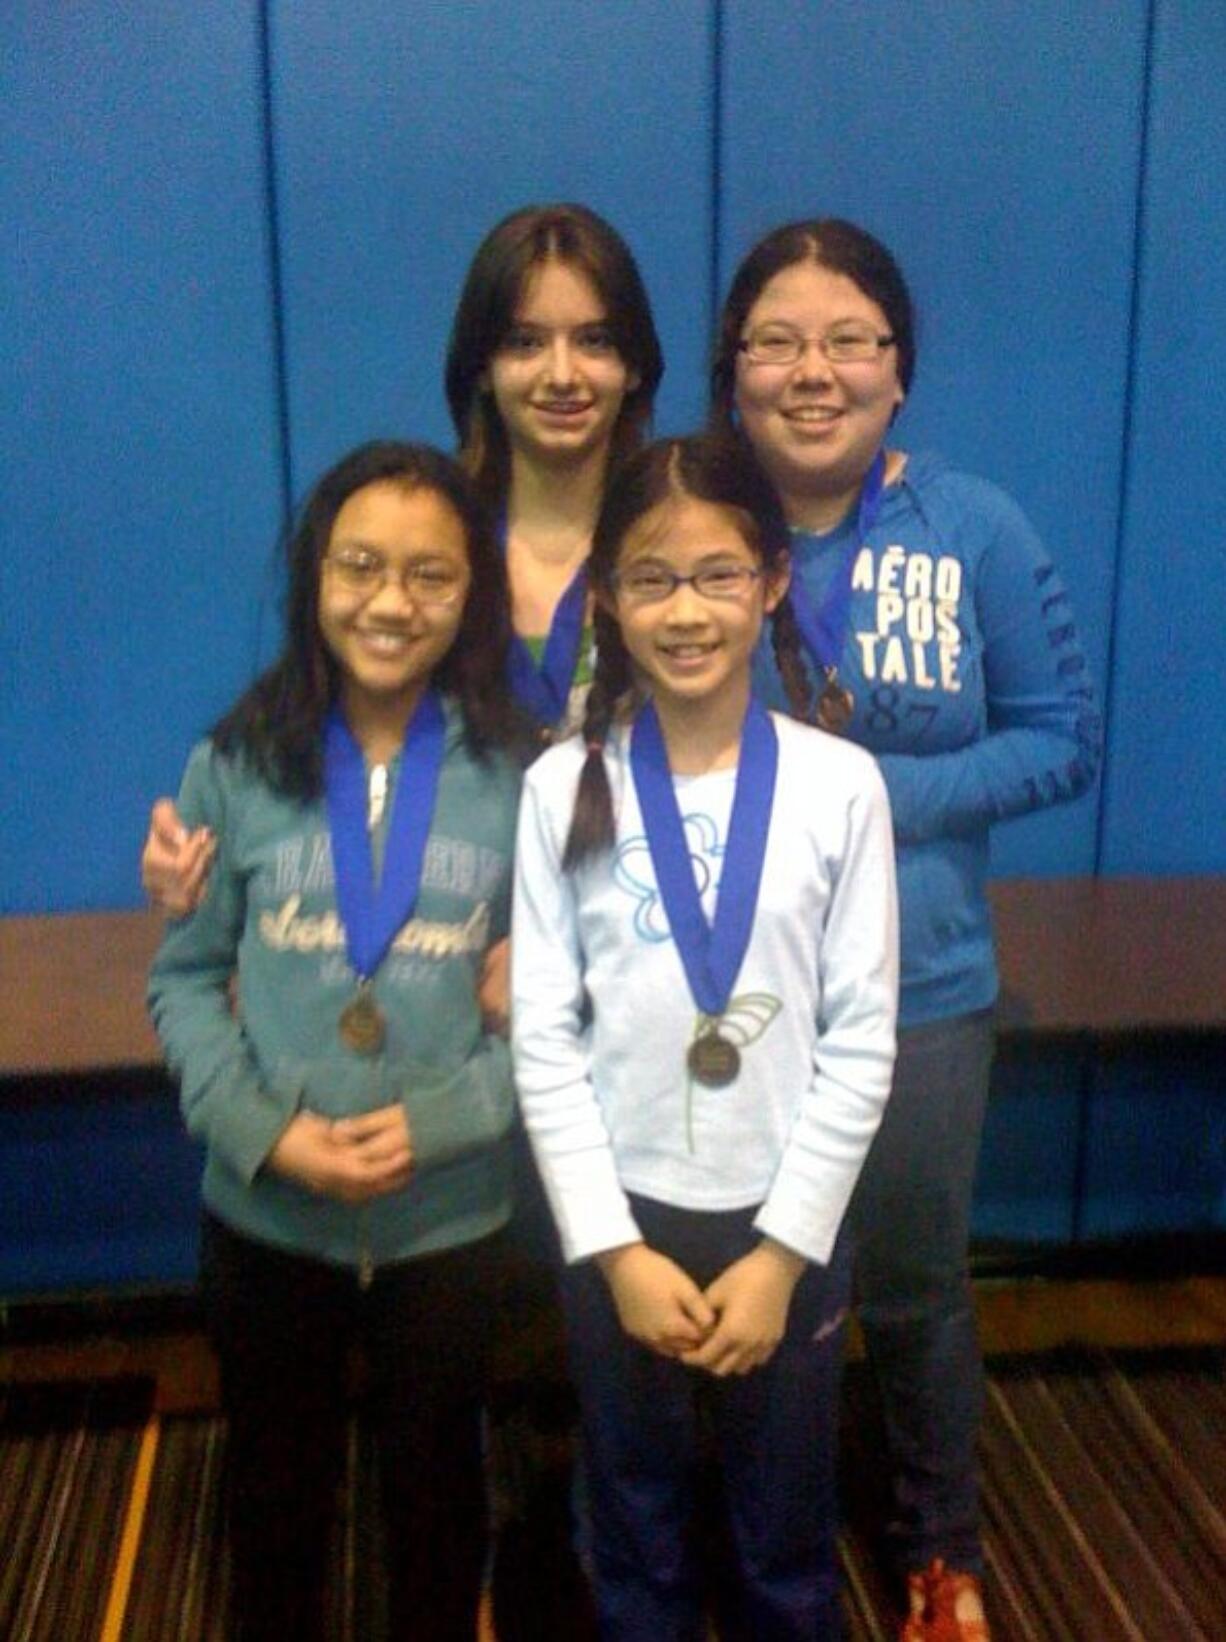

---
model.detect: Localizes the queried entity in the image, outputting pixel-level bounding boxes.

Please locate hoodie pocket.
[392,1035,515,1170]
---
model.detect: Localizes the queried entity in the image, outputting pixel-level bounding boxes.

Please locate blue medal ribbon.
[324,688,446,981]
[629,697,778,1018]
[504,547,589,726]
[788,448,887,675]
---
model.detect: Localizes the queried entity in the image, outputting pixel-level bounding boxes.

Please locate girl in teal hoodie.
[148,440,524,1642]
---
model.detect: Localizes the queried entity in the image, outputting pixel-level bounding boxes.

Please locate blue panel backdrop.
[718,0,1149,876]
[0,2,284,913]
[268,0,714,497]
[1099,0,1226,872]
[1081,1046,1226,1238]
[0,1085,202,1295]
[2,2,1224,1294]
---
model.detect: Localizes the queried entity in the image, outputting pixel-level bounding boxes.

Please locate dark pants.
[563,1196,851,1641]
[849,1009,996,1578]
[200,1212,503,1642]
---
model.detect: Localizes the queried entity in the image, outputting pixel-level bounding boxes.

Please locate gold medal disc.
[339,990,386,1055]
[686,1031,741,1089]
[817,675,854,734]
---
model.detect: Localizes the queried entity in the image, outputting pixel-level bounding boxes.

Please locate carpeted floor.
[841,1347,1226,1640]
[3,1347,1224,1640]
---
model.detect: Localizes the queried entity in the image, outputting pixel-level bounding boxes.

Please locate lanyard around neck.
[324,689,446,981]
[629,697,778,1018]
[788,448,886,674]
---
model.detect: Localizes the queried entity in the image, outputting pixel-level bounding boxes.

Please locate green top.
[148,699,522,1270]
[521,623,595,689]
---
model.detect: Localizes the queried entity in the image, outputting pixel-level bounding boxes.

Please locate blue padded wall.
[2,3,1225,1294]
[269,0,713,493]
[1081,1047,1226,1237]
[7,0,1223,913]
[0,1084,202,1295]
[1,2,285,913]
[718,0,1150,876]
[1099,1,1226,871]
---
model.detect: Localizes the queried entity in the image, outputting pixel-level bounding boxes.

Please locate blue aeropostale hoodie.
[755,451,1101,1028]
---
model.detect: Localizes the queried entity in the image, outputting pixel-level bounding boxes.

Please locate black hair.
[562,434,812,869]
[444,204,664,510]
[212,440,519,797]
[709,217,916,437]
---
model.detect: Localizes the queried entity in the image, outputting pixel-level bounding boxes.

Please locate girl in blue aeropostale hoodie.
[148,441,523,1642]
[712,218,1101,1639]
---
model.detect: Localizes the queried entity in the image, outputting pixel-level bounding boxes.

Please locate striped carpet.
[841,1347,1226,1640]
[3,1347,1224,1639]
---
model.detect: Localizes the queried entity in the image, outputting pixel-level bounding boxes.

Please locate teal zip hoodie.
[148,699,522,1270]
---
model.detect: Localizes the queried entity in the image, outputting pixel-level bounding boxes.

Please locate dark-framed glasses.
[738,320,896,366]
[323,550,467,606]
[612,562,764,605]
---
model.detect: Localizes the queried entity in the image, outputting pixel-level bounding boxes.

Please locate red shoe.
[900,1559,990,1641]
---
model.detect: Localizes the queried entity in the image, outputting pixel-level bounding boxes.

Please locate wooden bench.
[2,878,1224,1078]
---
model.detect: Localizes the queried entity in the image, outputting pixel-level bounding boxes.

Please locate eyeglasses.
[612,562,763,606]
[738,321,896,366]
[323,550,467,606]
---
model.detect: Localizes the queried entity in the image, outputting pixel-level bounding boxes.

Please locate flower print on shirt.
[612,810,724,943]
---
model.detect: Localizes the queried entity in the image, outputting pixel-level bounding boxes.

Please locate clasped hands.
[596,1238,806,1378]
[267,1104,413,1203]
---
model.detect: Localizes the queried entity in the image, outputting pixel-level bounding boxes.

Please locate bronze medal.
[339,988,386,1055]
[817,672,854,734]
[686,1030,741,1089]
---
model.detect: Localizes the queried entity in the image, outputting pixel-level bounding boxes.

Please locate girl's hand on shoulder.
[268,1105,413,1203]
[478,937,510,1036]
[142,798,216,917]
[596,1242,716,1359]
[680,1239,806,1378]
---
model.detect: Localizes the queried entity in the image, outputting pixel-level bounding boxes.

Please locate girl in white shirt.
[511,432,899,1639]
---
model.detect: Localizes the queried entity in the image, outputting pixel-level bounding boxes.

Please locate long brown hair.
[444,204,664,511]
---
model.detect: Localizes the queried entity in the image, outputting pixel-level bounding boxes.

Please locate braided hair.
[562,434,813,869]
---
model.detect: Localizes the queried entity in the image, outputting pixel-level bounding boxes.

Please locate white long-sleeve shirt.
[511,712,899,1266]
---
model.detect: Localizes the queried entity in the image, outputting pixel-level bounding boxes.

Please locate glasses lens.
[694,566,754,599]
[407,566,464,605]
[824,324,882,361]
[745,325,802,364]
[329,553,381,593]
[620,567,674,603]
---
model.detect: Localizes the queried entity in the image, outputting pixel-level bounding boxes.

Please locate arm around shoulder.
[146,742,298,1182]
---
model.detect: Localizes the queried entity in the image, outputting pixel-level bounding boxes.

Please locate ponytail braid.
[562,604,633,870]
[769,593,815,725]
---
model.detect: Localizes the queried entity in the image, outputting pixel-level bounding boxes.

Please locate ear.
[593,581,619,620]
[763,556,791,615]
[889,365,906,423]
[625,368,641,394]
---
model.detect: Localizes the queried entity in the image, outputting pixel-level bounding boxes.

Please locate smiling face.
[484,257,638,472]
[734,259,905,530]
[317,480,471,744]
[609,495,787,720]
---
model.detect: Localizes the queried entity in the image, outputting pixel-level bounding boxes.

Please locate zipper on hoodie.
[355,757,390,1292]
